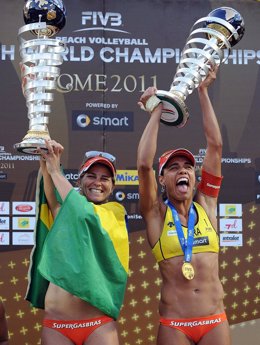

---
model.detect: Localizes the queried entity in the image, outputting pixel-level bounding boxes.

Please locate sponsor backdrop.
[0,0,259,344]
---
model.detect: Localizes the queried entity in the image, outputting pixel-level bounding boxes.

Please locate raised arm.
[198,65,222,175]
[196,65,223,220]
[39,158,61,219]
[137,88,164,244]
[39,140,73,203]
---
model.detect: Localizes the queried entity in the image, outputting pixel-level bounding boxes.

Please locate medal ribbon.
[166,200,195,263]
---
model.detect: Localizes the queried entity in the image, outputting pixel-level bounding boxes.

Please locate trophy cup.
[156,7,245,127]
[14,0,67,154]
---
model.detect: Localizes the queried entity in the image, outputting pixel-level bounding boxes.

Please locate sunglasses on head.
[84,151,116,163]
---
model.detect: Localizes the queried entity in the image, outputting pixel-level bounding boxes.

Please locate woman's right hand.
[138,86,162,114]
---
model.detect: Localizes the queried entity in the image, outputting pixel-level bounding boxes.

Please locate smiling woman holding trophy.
[19,2,130,345]
[137,7,245,345]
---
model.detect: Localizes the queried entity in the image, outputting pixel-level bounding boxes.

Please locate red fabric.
[79,157,116,178]
[197,169,223,197]
[158,148,195,175]
[160,312,227,343]
[43,315,113,345]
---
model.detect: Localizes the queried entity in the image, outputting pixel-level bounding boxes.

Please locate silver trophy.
[157,7,245,127]
[14,0,66,154]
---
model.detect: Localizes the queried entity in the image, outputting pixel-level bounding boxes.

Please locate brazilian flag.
[26,173,129,320]
[25,172,53,308]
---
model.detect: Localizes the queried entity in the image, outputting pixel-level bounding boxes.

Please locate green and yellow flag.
[26,173,129,320]
[25,172,53,308]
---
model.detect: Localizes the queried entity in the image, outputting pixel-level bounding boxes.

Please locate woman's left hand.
[37,139,64,176]
[199,64,218,90]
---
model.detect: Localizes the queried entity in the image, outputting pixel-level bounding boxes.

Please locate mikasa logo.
[116,171,139,185]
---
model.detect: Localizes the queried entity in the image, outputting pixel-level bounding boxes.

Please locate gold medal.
[182,262,195,280]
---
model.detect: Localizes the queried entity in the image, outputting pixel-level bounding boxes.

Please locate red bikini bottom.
[43,315,113,345]
[160,312,227,343]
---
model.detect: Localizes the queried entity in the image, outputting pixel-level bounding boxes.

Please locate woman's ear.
[158,175,165,186]
[78,180,83,195]
[159,176,166,193]
[110,182,115,195]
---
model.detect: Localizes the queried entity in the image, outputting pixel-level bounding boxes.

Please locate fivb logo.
[82,12,122,27]
[78,12,129,34]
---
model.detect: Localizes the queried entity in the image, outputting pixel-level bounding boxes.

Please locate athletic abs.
[158,253,225,318]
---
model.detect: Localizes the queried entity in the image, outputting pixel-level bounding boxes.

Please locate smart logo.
[115,190,139,202]
[73,111,134,132]
[115,191,126,201]
[76,114,91,127]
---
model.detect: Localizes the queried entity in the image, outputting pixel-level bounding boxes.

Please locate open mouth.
[176,177,189,192]
[90,188,103,194]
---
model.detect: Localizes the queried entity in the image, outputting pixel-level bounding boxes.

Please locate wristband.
[142,95,162,113]
[197,169,223,198]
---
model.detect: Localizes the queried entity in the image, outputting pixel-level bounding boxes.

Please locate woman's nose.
[179,167,187,174]
[93,177,102,184]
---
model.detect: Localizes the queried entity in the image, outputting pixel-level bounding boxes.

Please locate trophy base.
[14,138,49,155]
[156,90,189,128]
[14,129,50,155]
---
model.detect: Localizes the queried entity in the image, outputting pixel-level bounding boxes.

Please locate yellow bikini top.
[152,202,219,262]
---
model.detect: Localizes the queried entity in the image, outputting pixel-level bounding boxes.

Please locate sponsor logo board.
[220,233,243,247]
[12,202,36,215]
[12,217,36,230]
[12,232,34,246]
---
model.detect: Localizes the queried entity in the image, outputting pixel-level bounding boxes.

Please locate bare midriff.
[44,283,107,320]
[158,252,224,318]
